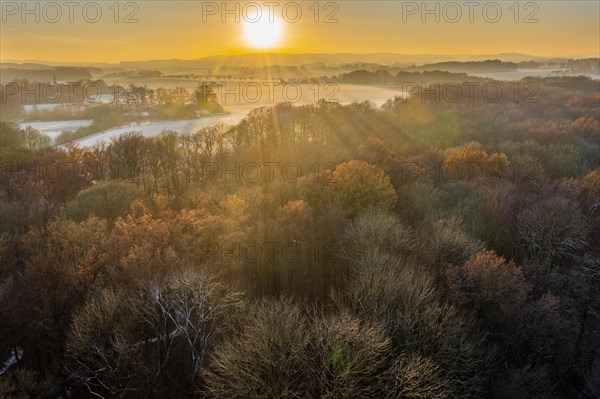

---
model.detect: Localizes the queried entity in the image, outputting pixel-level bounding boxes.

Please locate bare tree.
[518,195,591,263]
[66,268,242,398]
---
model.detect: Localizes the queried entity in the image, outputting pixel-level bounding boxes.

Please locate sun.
[243,16,283,49]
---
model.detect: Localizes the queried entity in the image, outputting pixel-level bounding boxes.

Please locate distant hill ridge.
[0,52,555,70]
[0,65,101,82]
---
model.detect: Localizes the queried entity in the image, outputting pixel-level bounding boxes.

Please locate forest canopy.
[0,76,599,398]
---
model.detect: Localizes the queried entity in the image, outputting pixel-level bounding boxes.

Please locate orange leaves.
[442,146,510,180]
[446,249,529,316]
[330,160,397,218]
[463,250,528,310]
[582,169,600,194]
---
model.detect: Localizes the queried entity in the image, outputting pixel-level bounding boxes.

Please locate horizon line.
[2,52,600,66]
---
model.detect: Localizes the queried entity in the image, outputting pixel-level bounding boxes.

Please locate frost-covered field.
[17,120,93,140]
[68,84,406,147]
[20,85,406,148]
[70,114,246,147]
[23,104,65,112]
[22,95,115,113]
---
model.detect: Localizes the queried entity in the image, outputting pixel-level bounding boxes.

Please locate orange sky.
[1,1,599,62]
